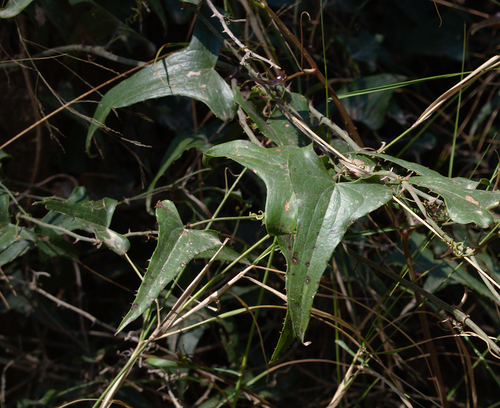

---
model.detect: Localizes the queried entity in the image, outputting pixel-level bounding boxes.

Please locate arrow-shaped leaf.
[287,146,391,342]
[86,13,235,151]
[116,200,227,333]
[355,152,500,227]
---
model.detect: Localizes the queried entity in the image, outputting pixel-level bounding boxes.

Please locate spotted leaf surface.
[287,146,391,342]
[410,176,500,228]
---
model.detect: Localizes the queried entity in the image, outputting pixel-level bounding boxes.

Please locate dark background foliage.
[1,0,500,407]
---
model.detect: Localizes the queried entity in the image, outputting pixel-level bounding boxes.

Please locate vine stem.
[17,214,98,244]
[251,0,363,147]
[205,0,281,70]
[392,193,500,294]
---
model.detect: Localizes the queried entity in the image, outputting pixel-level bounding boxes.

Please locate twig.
[5,275,119,334]
[205,0,281,70]
[413,55,500,128]
[0,62,148,151]
[149,239,230,340]
[0,45,147,70]
[17,214,98,245]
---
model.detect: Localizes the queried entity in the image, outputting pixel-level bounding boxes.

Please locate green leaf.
[338,74,406,130]
[86,16,235,151]
[0,0,33,18]
[0,150,12,161]
[410,176,500,228]
[357,152,442,177]
[0,225,37,267]
[146,134,209,212]
[39,196,130,255]
[205,140,298,235]
[269,311,294,363]
[180,0,203,4]
[116,200,227,333]
[287,146,391,341]
[0,193,9,226]
[358,151,500,227]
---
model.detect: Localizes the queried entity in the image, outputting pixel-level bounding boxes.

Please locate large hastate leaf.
[116,200,227,333]
[39,195,129,255]
[287,146,392,342]
[410,176,500,228]
[205,140,298,235]
[86,15,235,150]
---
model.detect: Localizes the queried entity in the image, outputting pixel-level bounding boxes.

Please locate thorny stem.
[252,0,363,147]
[17,214,98,245]
[205,0,280,70]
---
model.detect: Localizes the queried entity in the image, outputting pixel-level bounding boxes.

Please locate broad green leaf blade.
[338,74,406,130]
[410,176,500,228]
[0,225,37,252]
[39,197,130,255]
[205,140,298,235]
[146,134,209,212]
[116,200,225,333]
[356,152,500,227]
[0,0,33,18]
[86,16,235,150]
[35,187,89,259]
[287,146,391,342]
[42,197,116,227]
